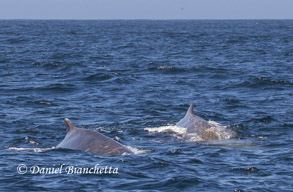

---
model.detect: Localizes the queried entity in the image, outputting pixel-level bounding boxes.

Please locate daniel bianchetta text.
[17,164,119,175]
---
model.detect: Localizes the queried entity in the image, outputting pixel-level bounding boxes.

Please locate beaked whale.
[56,118,133,155]
[176,104,234,140]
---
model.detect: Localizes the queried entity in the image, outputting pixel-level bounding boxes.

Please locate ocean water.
[0,20,292,191]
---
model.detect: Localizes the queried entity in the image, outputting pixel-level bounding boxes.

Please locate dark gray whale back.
[56,118,133,155]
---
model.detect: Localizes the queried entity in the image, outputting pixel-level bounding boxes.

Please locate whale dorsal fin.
[64,118,77,132]
[186,104,194,116]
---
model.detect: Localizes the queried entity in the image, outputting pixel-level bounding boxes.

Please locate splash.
[144,122,235,142]
[7,147,55,152]
[144,125,187,135]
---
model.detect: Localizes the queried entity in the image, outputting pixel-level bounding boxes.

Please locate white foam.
[7,147,55,152]
[183,133,203,142]
[144,121,235,142]
[144,125,187,135]
[25,136,39,145]
[125,145,151,155]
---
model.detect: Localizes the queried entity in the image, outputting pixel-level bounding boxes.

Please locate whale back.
[176,104,211,134]
[57,119,132,155]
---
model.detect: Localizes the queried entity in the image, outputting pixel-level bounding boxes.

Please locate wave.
[83,73,114,82]
[148,66,187,73]
[235,76,293,89]
[257,77,293,85]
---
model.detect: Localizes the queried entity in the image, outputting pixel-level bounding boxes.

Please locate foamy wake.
[125,146,151,155]
[144,125,187,135]
[7,146,148,155]
[7,147,55,152]
[144,121,235,142]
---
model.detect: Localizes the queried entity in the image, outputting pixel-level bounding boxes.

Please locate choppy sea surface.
[0,20,292,192]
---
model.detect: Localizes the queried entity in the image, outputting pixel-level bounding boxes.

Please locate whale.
[176,104,234,140]
[56,118,133,155]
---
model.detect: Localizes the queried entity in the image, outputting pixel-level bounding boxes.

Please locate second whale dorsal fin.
[186,104,194,116]
[64,118,77,132]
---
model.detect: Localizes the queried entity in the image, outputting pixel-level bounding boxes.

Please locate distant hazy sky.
[0,0,293,20]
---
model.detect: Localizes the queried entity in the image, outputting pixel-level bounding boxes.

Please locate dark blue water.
[0,20,292,191]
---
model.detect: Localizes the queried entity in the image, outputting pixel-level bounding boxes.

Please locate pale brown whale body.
[56,118,133,155]
[176,104,234,140]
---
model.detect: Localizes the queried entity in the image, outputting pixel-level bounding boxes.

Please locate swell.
[229,76,293,91]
